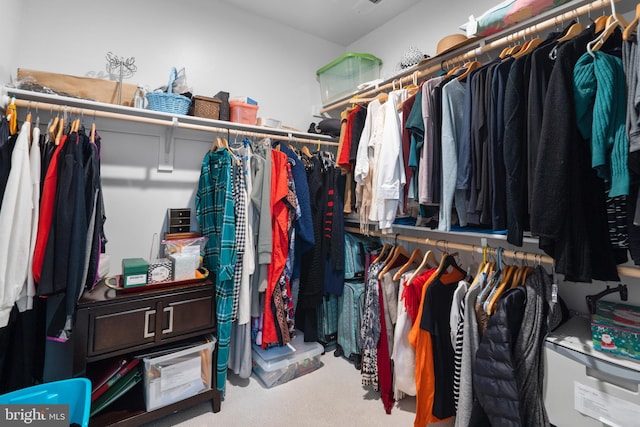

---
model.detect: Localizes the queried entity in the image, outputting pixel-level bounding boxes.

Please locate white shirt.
[0,122,34,326]
[16,126,41,312]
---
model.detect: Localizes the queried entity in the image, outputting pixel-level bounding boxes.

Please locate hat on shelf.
[419,33,478,66]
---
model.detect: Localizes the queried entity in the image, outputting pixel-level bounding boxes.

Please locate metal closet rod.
[321,0,617,113]
[344,226,640,279]
[11,98,339,147]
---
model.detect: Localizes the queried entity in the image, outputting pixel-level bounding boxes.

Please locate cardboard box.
[591,301,640,361]
[17,68,138,106]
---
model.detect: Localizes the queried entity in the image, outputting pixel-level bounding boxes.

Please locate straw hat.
[435,34,475,57]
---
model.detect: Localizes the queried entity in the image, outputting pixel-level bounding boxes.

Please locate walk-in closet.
[1,1,640,426]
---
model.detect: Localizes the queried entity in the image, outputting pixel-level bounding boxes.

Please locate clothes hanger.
[594,14,609,33]
[457,61,481,81]
[90,111,96,144]
[476,247,504,305]
[588,1,627,54]
[378,242,409,280]
[407,248,438,286]
[301,144,312,158]
[556,21,584,43]
[485,264,518,315]
[55,116,64,145]
[393,247,423,281]
[434,247,465,279]
[623,3,640,41]
[513,37,544,58]
[376,243,392,263]
[379,242,398,266]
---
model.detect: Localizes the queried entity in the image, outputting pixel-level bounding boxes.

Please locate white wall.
[347,0,500,79]
[0,0,23,84]
[13,0,344,131]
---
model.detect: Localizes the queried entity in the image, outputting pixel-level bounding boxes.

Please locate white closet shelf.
[1,86,339,147]
[321,0,634,114]
[547,315,640,375]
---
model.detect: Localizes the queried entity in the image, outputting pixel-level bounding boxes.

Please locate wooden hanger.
[378,244,409,280]
[393,248,423,281]
[25,112,32,124]
[506,44,522,57]
[556,21,584,43]
[445,65,462,78]
[595,15,608,33]
[623,3,640,41]
[457,61,481,81]
[513,37,544,58]
[301,145,312,158]
[48,115,59,142]
[407,249,438,285]
[90,122,96,144]
[377,243,392,263]
[380,244,398,266]
[55,117,64,145]
[486,264,518,315]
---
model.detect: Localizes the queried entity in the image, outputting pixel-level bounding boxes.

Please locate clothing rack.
[1,87,339,147]
[321,0,621,114]
[344,226,640,279]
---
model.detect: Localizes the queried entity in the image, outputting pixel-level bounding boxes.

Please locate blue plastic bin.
[0,378,91,427]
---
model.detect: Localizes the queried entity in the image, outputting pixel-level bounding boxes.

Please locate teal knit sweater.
[574,50,629,197]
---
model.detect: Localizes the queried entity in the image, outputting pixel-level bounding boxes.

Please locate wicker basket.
[192,96,221,120]
[146,68,191,115]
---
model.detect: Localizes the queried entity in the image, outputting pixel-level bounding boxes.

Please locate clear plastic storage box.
[316,52,382,105]
[143,339,215,411]
[252,332,324,388]
[229,101,259,125]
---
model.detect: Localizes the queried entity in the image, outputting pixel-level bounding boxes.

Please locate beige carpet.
[143,349,418,426]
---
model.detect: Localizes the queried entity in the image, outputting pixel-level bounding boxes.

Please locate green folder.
[90,367,142,417]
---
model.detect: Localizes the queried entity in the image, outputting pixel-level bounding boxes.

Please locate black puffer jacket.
[472,287,527,427]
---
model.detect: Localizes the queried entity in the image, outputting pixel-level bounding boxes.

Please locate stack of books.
[90,357,142,417]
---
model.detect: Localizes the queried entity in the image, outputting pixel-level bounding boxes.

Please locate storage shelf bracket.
[158,116,179,172]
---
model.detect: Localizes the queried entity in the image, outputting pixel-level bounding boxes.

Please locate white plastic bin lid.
[252,331,323,372]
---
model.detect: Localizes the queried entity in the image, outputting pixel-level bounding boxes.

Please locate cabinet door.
[88,298,158,357]
[159,289,215,341]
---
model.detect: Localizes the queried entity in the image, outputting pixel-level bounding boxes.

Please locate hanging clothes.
[262,149,292,348]
[196,148,237,394]
[531,26,622,282]
[0,121,33,327]
[38,129,89,340]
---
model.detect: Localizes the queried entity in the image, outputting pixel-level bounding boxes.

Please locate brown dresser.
[72,278,221,426]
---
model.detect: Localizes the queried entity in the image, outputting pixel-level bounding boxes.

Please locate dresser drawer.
[169,217,190,227]
[168,225,191,233]
[88,298,158,357]
[169,208,191,219]
[160,290,216,341]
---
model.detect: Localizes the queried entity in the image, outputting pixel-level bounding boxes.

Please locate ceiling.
[219,0,423,46]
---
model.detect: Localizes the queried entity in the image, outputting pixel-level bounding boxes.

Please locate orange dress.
[409,268,464,427]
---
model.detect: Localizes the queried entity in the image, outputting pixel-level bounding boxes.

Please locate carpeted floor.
[143,347,418,426]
